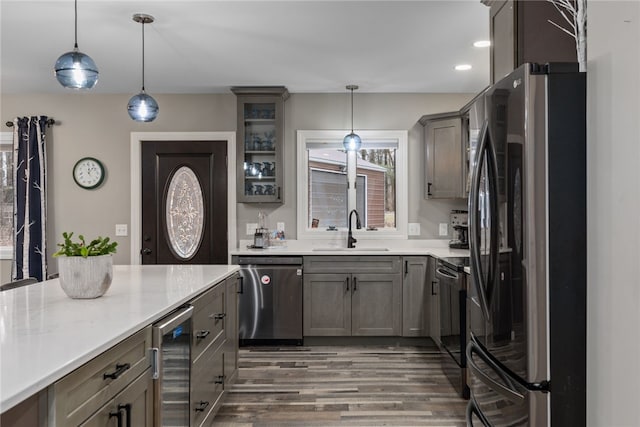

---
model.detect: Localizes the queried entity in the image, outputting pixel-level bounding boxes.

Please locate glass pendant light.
[343,85,361,151]
[127,14,159,122]
[54,0,99,89]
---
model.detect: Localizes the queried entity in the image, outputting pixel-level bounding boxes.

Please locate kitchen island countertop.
[0,264,239,413]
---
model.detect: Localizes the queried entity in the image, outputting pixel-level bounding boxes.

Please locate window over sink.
[297,130,408,240]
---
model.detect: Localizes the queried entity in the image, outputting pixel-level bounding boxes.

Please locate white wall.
[587,1,640,425]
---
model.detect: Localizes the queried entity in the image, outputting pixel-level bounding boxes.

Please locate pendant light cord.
[141,20,146,91]
[73,0,78,49]
[350,88,354,133]
[142,19,144,92]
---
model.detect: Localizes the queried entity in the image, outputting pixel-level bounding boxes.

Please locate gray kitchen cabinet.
[484,0,577,83]
[303,256,402,337]
[420,112,466,199]
[79,369,153,427]
[190,273,239,425]
[224,275,239,384]
[51,326,152,426]
[232,86,289,203]
[303,273,352,336]
[428,257,441,347]
[402,257,430,337]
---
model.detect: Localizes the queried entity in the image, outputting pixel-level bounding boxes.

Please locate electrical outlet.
[439,223,448,236]
[246,223,258,235]
[115,224,128,237]
[277,222,285,232]
[408,223,420,236]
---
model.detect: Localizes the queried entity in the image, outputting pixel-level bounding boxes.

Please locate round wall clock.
[73,157,105,189]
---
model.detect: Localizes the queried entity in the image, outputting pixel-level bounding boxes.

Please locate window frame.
[0,132,13,260]
[296,129,408,240]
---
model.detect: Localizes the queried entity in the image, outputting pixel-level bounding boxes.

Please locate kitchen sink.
[311,247,389,251]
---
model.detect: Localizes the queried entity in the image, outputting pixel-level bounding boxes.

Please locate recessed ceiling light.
[455,64,472,71]
[473,40,491,48]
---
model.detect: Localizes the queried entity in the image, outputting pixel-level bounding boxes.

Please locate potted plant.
[53,232,118,299]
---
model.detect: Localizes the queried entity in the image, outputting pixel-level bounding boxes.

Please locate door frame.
[130,132,236,265]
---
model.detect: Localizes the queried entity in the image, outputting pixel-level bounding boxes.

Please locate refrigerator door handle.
[485,121,501,312]
[466,340,525,404]
[469,120,492,320]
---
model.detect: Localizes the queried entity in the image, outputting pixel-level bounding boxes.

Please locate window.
[297,130,408,239]
[0,132,13,259]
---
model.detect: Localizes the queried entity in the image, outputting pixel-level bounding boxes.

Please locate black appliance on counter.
[232,256,303,345]
[437,256,470,399]
[466,63,586,426]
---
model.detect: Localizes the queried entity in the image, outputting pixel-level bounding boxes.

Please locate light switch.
[246,223,258,235]
[115,224,128,237]
[408,223,420,236]
[439,223,448,236]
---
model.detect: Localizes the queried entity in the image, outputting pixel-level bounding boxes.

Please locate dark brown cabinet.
[485,0,577,83]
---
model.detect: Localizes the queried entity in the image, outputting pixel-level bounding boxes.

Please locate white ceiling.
[1,1,490,94]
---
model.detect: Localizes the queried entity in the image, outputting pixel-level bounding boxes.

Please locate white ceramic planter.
[58,255,113,299]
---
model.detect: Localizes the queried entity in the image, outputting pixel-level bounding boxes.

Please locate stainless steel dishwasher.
[232,256,303,345]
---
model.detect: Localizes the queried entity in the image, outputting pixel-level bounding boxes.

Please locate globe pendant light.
[127,14,159,122]
[54,0,99,89]
[343,84,362,151]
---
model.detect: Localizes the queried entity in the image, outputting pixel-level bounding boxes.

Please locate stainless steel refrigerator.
[466,63,586,426]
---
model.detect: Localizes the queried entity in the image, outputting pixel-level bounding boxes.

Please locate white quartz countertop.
[230,239,470,259]
[0,264,239,413]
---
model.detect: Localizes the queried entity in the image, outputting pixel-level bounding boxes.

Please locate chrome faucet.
[347,209,362,248]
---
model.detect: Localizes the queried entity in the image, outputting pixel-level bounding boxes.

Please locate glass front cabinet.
[232,86,289,203]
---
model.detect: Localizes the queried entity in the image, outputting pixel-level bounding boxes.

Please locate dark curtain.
[12,116,48,281]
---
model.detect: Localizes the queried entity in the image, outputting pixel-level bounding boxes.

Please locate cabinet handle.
[427,182,433,196]
[103,363,130,380]
[431,280,438,295]
[109,409,123,427]
[215,374,225,384]
[353,277,357,291]
[196,330,210,340]
[404,260,409,275]
[237,276,244,294]
[118,404,131,427]
[150,348,159,379]
[211,313,226,320]
[345,277,349,291]
[140,248,152,255]
[277,186,281,200]
[194,400,210,412]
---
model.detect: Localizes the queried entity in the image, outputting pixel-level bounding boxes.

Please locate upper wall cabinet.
[420,112,467,200]
[484,0,577,83]
[232,86,289,203]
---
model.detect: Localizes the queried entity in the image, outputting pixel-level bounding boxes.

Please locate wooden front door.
[141,141,227,264]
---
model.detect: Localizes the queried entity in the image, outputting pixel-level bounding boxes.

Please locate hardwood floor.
[213,345,468,426]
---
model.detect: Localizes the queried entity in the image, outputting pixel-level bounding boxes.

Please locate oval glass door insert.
[165,166,205,259]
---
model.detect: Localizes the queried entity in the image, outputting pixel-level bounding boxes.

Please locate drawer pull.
[196,330,210,340]
[195,400,210,412]
[103,363,130,380]
[109,409,123,426]
[215,375,225,384]
[211,313,226,320]
[118,403,131,427]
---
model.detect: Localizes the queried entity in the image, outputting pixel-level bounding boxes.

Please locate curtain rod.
[5,118,56,128]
